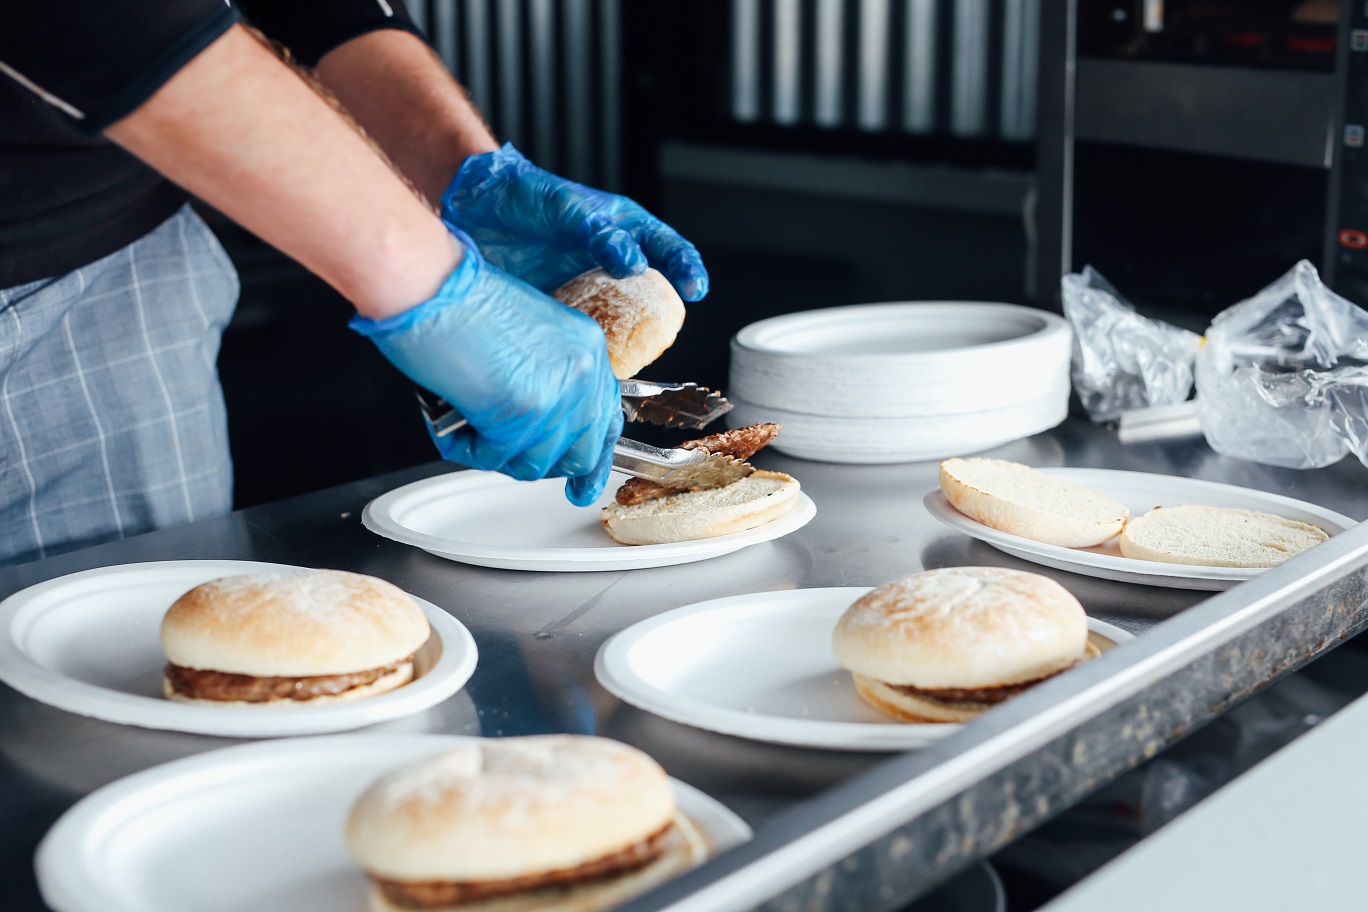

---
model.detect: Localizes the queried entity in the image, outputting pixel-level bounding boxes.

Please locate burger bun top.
[160,569,430,677]
[832,567,1088,689]
[345,735,677,883]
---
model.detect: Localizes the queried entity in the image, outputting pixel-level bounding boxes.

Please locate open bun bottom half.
[366,814,708,912]
[162,662,414,707]
[601,470,799,545]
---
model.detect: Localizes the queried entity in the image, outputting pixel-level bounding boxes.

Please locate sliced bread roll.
[601,470,799,545]
[553,268,685,379]
[1118,505,1328,568]
[939,458,1128,548]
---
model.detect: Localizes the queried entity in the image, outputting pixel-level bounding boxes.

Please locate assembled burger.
[160,569,430,705]
[345,735,708,911]
[832,567,1097,723]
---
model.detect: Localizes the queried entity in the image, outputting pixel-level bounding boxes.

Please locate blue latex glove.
[350,230,623,506]
[440,143,709,301]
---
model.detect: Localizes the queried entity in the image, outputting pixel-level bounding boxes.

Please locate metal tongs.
[415,380,750,490]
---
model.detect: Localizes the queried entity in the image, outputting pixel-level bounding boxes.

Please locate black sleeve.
[234,0,425,68]
[0,1,239,134]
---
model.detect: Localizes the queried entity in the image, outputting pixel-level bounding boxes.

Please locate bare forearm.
[106,25,459,319]
[315,29,498,205]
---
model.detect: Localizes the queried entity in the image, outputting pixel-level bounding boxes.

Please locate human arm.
[0,11,622,502]
[106,24,456,318]
[308,27,710,299]
[104,26,620,502]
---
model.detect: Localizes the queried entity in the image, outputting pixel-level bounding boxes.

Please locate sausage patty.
[374,822,679,908]
[163,656,412,703]
[615,423,781,506]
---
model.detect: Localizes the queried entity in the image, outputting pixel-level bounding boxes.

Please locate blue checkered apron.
[0,205,238,566]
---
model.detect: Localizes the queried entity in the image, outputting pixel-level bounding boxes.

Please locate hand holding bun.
[940,457,1128,548]
[553,267,685,379]
[345,735,707,912]
[159,569,429,705]
[832,567,1095,723]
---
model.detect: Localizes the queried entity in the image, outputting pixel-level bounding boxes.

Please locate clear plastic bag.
[1064,260,1368,470]
[1062,266,1203,424]
[1196,260,1368,469]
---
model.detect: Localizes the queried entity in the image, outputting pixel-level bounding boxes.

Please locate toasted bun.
[852,640,1102,724]
[364,814,707,912]
[852,675,989,724]
[1119,505,1328,568]
[600,470,799,545]
[161,662,415,706]
[160,570,430,677]
[940,458,1128,547]
[346,736,677,883]
[832,567,1088,689]
[553,267,685,379]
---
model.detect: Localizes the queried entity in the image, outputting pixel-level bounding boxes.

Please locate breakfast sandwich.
[160,569,430,705]
[831,567,1097,723]
[345,735,708,912]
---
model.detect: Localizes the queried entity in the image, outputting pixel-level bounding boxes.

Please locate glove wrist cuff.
[440,142,530,217]
[348,227,484,338]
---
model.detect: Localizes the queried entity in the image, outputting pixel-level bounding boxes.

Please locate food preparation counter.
[3,417,1368,912]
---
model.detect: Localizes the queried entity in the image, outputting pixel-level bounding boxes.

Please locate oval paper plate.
[35,734,752,912]
[924,467,1358,590]
[0,560,477,737]
[595,588,1132,751]
[363,471,817,571]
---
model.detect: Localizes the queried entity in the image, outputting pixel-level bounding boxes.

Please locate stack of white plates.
[728,302,1073,463]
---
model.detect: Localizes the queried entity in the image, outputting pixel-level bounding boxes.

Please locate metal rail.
[622,520,1368,912]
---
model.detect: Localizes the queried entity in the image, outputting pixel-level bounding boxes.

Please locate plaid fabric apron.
[0,205,238,566]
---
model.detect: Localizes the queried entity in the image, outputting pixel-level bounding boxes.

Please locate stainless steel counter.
[3,419,1368,912]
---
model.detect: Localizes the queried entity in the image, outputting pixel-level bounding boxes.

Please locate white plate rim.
[923,467,1358,588]
[0,560,479,737]
[34,733,753,912]
[362,471,817,571]
[728,394,1068,464]
[732,301,1070,362]
[594,587,1134,751]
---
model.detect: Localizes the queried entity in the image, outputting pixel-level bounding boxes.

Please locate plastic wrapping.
[1064,260,1368,470]
[1062,266,1203,423]
[1196,260,1368,469]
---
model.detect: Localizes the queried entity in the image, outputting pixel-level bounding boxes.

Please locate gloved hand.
[349,228,623,506]
[440,143,709,301]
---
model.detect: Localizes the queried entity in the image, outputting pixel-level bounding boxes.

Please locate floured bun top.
[160,570,430,676]
[553,267,685,379]
[831,567,1088,688]
[345,735,676,882]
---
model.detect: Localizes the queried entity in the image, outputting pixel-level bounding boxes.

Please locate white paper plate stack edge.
[728,302,1072,463]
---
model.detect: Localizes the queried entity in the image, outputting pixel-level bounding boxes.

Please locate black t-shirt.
[0,1,422,288]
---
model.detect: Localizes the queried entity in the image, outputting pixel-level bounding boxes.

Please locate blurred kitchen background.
[213,0,1352,508]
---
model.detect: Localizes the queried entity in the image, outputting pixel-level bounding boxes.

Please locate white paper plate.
[595,588,1133,751]
[35,734,752,912]
[729,302,1072,417]
[728,384,1068,464]
[924,468,1358,590]
[363,471,817,571]
[0,561,478,737]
